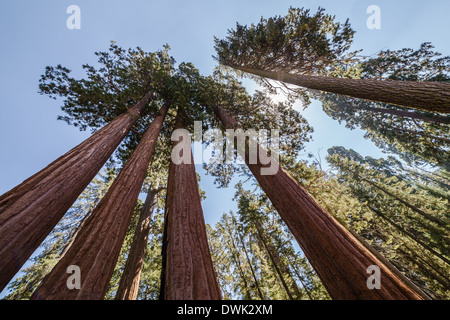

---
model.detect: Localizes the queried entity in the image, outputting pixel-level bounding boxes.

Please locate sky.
[0,0,449,297]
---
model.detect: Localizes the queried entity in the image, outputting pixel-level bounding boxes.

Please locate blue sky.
[0,0,449,296]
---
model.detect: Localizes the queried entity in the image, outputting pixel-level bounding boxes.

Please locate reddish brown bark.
[213,105,425,300]
[0,92,154,292]
[160,110,221,300]
[30,103,169,300]
[115,185,161,300]
[230,65,450,114]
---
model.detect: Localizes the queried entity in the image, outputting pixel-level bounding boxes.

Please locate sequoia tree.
[160,109,222,300]
[214,7,450,113]
[0,44,174,292]
[3,168,116,299]
[31,102,169,300]
[320,43,450,170]
[209,103,424,299]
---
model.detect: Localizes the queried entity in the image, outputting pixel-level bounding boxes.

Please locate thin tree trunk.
[395,127,450,144]
[212,105,425,300]
[367,204,450,266]
[30,102,169,300]
[398,247,450,291]
[159,109,221,300]
[254,222,295,300]
[229,64,450,114]
[256,223,303,299]
[237,230,265,300]
[289,259,314,300]
[340,102,450,124]
[359,177,447,227]
[0,91,154,292]
[227,234,252,299]
[115,184,163,300]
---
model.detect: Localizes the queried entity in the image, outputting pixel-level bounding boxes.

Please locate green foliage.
[39,42,175,131]
[326,147,450,299]
[207,187,330,300]
[214,7,355,75]
[199,69,313,187]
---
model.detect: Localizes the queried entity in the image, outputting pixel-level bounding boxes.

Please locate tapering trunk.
[359,177,447,227]
[115,185,161,300]
[237,230,265,300]
[0,92,154,292]
[337,102,450,124]
[225,226,252,299]
[231,249,252,300]
[254,222,295,300]
[30,103,168,300]
[229,64,450,114]
[398,247,450,291]
[213,105,425,300]
[290,262,314,300]
[255,221,303,299]
[160,109,221,300]
[367,204,450,265]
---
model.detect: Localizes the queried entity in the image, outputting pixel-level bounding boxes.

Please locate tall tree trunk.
[0,91,154,292]
[229,64,450,114]
[225,227,252,299]
[367,204,450,265]
[236,230,265,300]
[336,101,450,124]
[115,184,163,300]
[394,127,450,144]
[288,258,314,300]
[159,109,221,300]
[212,105,425,300]
[398,247,450,291]
[253,222,295,300]
[30,102,169,300]
[359,177,447,227]
[255,221,303,299]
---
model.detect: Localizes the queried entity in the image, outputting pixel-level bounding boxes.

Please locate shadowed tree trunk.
[0,91,154,292]
[30,102,169,300]
[229,64,450,114]
[212,104,426,300]
[115,184,163,300]
[159,109,221,300]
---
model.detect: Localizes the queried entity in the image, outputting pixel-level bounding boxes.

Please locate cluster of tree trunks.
[30,102,169,299]
[1,63,444,299]
[0,92,154,291]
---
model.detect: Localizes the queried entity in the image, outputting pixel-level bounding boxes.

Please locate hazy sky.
[0,0,449,296]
